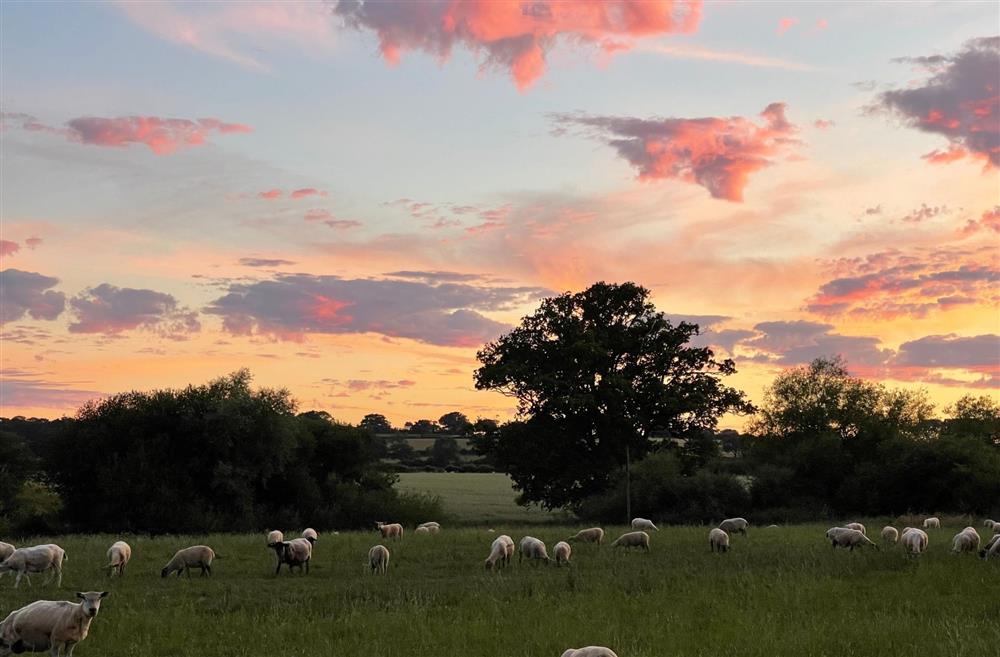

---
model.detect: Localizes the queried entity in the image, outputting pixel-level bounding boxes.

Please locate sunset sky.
[2,1,998,427]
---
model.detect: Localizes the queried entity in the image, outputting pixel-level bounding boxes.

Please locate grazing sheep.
[499,534,515,563]
[105,541,131,577]
[554,541,572,566]
[417,522,441,534]
[844,522,866,535]
[301,528,318,541]
[611,531,650,552]
[901,528,929,556]
[980,533,1000,559]
[369,545,390,575]
[567,528,604,545]
[561,647,619,657]
[376,522,404,541]
[983,519,996,531]
[484,537,510,571]
[266,530,284,546]
[951,527,981,554]
[630,518,658,531]
[160,546,215,578]
[765,525,780,529]
[274,538,313,575]
[709,528,730,553]
[518,536,550,564]
[719,517,749,536]
[414,526,431,536]
[0,543,14,581]
[880,526,899,545]
[923,517,940,529]
[826,527,878,551]
[0,544,67,589]
[0,591,108,656]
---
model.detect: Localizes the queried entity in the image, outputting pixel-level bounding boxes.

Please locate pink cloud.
[815,18,829,31]
[291,187,327,199]
[551,103,800,201]
[25,236,42,250]
[69,283,201,337]
[813,119,835,130]
[258,189,283,200]
[776,17,798,36]
[334,0,702,90]
[1,240,20,257]
[960,206,1000,235]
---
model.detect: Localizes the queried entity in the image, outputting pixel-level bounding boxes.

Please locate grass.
[2,524,998,657]
[397,472,570,524]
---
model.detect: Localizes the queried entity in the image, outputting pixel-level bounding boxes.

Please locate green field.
[397,472,571,524]
[1,525,998,657]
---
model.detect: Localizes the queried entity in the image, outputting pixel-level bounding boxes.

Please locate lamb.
[719,517,749,536]
[709,528,730,553]
[266,530,284,546]
[274,538,313,575]
[980,533,1000,559]
[901,528,929,556]
[160,545,215,578]
[0,544,67,589]
[561,647,619,657]
[105,541,131,577]
[376,522,404,541]
[518,536,550,564]
[301,528,318,541]
[484,537,510,571]
[880,526,899,545]
[0,591,108,656]
[554,541,572,566]
[923,517,940,529]
[417,521,441,534]
[567,528,604,545]
[630,518,658,531]
[951,527,980,554]
[611,531,650,552]
[826,527,878,551]
[844,522,866,535]
[369,545,390,575]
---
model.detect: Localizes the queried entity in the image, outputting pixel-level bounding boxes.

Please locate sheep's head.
[76,591,109,618]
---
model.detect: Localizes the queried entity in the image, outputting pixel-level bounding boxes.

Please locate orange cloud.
[776,17,798,36]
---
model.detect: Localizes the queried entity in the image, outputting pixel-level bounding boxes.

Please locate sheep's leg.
[305,560,310,575]
[275,561,282,576]
[205,564,212,576]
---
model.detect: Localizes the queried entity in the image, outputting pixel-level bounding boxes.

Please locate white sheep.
[0,542,14,581]
[719,517,749,536]
[414,526,431,536]
[923,517,940,529]
[880,526,899,545]
[0,544,67,589]
[484,537,510,571]
[611,531,650,552]
[709,528,730,553]
[0,591,108,656]
[266,530,284,546]
[554,541,572,566]
[630,518,658,531]
[901,528,929,556]
[376,522,404,541]
[951,527,980,554]
[417,521,441,534]
[981,533,1000,559]
[561,647,619,657]
[301,528,318,541]
[983,519,996,531]
[105,541,131,577]
[160,545,215,578]
[274,538,313,575]
[826,527,878,551]
[844,522,866,535]
[518,536,550,564]
[369,545,390,575]
[567,528,604,545]
[500,534,515,562]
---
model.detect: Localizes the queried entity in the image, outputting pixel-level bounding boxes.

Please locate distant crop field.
[2,524,997,656]
[397,472,570,524]
[401,437,471,452]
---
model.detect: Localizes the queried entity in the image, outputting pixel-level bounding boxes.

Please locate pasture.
[2,524,997,657]
[397,472,570,524]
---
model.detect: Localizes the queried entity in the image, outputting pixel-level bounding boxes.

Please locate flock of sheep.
[1,516,998,656]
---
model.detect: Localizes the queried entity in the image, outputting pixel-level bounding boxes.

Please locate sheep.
[923,517,940,529]
[369,545,390,575]
[0,544,67,589]
[554,541,572,566]
[980,533,1000,559]
[376,522,404,541]
[951,527,980,554]
[301,528,318,542]
[844,522,866,535]
[0,542,13,580]
[105,541,131,577]
[417,521,441,534]
[160,546,215,578]
[518,536,551,564]
[0,591,108,656]
[414,526,431,536]
[484,536,510,571]
[630,518,658,531]
[567,528,604,545]
[984,519,996,531]
[709,528,730,553]
[611,531,650,552]
[266,530,284,546]
[719,517,749,536]
[901,528,929,556]
[499,534,515,563]
[826,527,878,551]
[273,538,313,575]
[880,526,899,545]
[561,647,619,657]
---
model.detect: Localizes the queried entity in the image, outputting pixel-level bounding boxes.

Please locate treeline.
[0,371,440,536]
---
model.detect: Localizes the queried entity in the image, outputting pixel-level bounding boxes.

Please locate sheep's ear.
[76,592,85,599]
[100,591,109,598]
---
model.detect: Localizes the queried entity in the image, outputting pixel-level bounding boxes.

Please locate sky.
[1,0,998,427]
